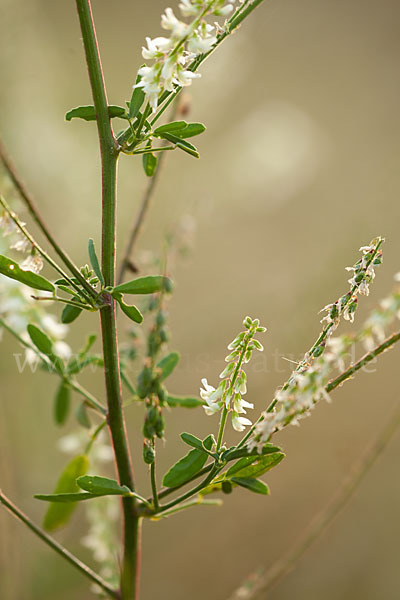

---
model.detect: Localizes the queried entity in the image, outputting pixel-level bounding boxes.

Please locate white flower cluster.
[320,238,383,328]
[135,0,238,111]
[247,269,399,454]
[200,316,266,432]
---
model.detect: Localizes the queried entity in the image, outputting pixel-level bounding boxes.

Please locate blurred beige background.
[1,0,400,599]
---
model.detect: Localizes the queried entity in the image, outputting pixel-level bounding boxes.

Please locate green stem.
[216,336,250,450]
[117,99,179,285]
[75,2,140,598]
[154,498,222,519]
[150,453,160,512]
[326,331,400,393]
[0,142,98,299]
[0,491,118,598]
[158,465,220,513]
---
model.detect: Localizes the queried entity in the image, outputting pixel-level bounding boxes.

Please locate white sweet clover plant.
[0,2,399,600]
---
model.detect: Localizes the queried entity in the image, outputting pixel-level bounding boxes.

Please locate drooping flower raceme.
[247,239,390,453]
[200,315,266,432]
[134,0,240,112]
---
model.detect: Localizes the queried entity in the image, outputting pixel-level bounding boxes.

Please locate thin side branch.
[0,491,118,599]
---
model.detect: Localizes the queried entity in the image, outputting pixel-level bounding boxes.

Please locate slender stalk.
[154,498,222,519]
[227,402,400,600]
[75,2,140,598]
[326,331,400,393]
[145,464,214,504]
[217,335,251,450]
[0,139,97,299]
[150,460,160,512]
[158,465,219,513]
[0,491,118,599]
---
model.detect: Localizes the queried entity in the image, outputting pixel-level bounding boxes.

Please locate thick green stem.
[0,491,118,598]
[75,1,140,598]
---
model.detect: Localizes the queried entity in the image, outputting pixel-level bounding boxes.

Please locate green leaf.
[27,324,53,356]
[166,395,204,408]
[113,275,172,295]
[88,238,104,286]
[35,492,97,503]
[142,152,158,177]
[156,132,199,158]
[174,123,206,138]
[162,435,214,488]
[180,432,204,451]
[76,402,91,429]
[0,254,55,292]
[230,477,269,495]
[222,443,282,462]
[54,382,70,426]
[77,475,132,497]
[65,105,127,122]
[61,304,83,324]
[67,354,103,375]
[226,452,284,478]
[113,292,143,323]
[41,455,89,531]
[129,89,145,120]
[157,352,179,381]
[153,121,187,135]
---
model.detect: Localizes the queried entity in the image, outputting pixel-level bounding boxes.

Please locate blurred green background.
[1,0,400,599]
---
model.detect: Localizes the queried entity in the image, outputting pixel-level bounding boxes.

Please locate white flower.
[161,8,188,39]
[11,236,30,253]
[179,0,202,17]
[200,378,223,415]
[20,253,44,273]
[142,36,172,60]
[231,412,252,432]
